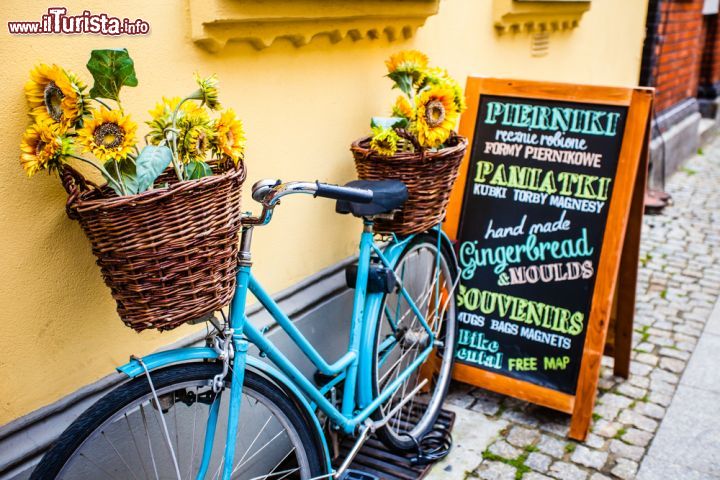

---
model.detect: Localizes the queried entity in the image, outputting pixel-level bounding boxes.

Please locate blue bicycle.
[32,178,460,480]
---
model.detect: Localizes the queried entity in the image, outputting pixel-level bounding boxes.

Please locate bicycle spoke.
[236,416,273,466]
[233,429,285,474]
[78,452,122,480]
[101,430,140,480]
[125,413,152,480]
[139,403,161,480]
[186,386,199,479]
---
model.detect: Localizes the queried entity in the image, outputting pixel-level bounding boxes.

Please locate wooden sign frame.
[444,78,653,440]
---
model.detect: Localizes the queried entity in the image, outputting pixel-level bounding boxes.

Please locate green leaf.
[186,161,213,180]
[103,158,138,195]
[86,49,138,101]
[388,72,414,97]
[371,116,409,130]
[135,146,173,192]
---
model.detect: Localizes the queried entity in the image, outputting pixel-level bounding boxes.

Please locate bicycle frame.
[118,223,455,479]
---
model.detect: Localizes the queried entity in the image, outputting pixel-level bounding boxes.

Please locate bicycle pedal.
[338,469,380,480]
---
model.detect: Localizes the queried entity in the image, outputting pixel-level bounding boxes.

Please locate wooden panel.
[569,88,653,439]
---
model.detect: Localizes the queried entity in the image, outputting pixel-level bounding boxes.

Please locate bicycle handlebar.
[245,179,374,226]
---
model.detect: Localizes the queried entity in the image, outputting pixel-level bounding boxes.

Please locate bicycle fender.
[117,348,332,474]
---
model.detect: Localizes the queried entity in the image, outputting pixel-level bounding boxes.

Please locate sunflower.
[370,126,401,157]
[25,64,90,130]
[385,50,429,77]
[77,108,137,162]
[421,67,467,113]
[192,73,221,111]
[146,96,207,145]
[413,85,459,149]
[181,124,214,164]
[212,109,246,164]
[391,95,415,120]
[19,120,70,176]
[385,50,429,94]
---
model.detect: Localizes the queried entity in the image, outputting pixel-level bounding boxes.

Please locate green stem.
[93,98,112,110]
[168,96,194,181]
[112,160,128,195]
[67,154,124,193]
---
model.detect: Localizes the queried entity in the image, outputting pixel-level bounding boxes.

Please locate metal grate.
[335,407,456,480]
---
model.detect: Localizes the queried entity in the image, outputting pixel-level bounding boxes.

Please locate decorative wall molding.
[493,0,592,34]
[189,0,441,52]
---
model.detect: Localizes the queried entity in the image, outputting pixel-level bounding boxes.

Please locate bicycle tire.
[31,363,326,479]
[370,232,459,451]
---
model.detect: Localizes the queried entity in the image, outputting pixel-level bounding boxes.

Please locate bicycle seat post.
[239,225,254,267]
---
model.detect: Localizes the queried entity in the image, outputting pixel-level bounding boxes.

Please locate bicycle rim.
[36,365,320,480]
[371,234,458,450]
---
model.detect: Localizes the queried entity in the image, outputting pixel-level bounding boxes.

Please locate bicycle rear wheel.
[371,232,458,451]
[31,363,325,480]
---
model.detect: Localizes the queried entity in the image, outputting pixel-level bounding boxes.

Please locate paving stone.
[526,452,552,473]
[500,409,540,428]
[610,458,639,480]
[537,435,566,458]
[593,403,619,421]
[632,401,665,420]
[477,460,516,480]
[583,433,605,449]
[649,369,679,384]
[488,440,521,460]
[649,378,675,395]
[628,375,650,389]
[648,391,673,407]
[470,397,501,416]
[525,473,553,480]
[659,357,686,373]
[629,362,653,377]
[634,352,659,365]
[506,426,540,448]
[609,439,645,461]
[589,473,612,480]
[547,461,588,480]
[570,445,608,469]
[597,393,633,409]
[592,419,621,438]
[615,383,646,400]
[619,427,652,448]
[658,347,691,361]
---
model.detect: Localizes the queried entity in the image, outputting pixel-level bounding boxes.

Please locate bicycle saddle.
[335,180,408,217]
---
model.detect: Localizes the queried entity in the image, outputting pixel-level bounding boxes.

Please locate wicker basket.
[351,131,467,236]
[62,160,246,332]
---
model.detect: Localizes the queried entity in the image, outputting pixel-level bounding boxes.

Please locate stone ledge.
[189,0,441,52]
[493,0,592,34]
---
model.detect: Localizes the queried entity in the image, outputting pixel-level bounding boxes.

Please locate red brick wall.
[653,0,705,112]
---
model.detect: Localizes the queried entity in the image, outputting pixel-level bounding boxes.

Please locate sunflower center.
[425,100,446,128]
[94,122,125,149]
[44,82,64,121]
[195,132,208,153]
[36,140,47,155]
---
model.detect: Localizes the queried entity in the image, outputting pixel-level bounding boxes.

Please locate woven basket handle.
[61,165,104,219]
[394,128,426,160]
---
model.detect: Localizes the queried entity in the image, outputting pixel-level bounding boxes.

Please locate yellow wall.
[0,0,648,425]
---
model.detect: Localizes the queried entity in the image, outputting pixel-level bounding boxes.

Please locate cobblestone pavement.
[428,141,720,480]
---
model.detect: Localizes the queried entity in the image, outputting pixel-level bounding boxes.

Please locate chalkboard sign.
[444,78,653,440]
[454,95,627,394]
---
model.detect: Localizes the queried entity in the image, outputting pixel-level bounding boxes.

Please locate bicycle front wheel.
[31,363,325,480]
[371,232,458,451]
